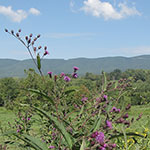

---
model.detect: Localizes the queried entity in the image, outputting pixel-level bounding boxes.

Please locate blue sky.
[0,0,150,60]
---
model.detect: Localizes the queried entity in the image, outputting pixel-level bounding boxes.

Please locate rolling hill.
[1,55,150,78]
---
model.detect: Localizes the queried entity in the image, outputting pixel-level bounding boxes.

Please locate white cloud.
[81,0,141,20]
[0,5,40,22]
[29,8,40,15]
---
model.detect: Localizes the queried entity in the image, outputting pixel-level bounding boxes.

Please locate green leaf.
[90,111,101,132]
[37,53,41,70]
[64,89,76,95]
[21,88,54,105]
[2,131,48,150]
[80,137,86,150]
[32,106,74,149]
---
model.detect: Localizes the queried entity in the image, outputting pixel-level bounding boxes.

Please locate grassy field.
[0,105,150,149]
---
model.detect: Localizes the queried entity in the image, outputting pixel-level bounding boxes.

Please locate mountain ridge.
[1,55,150,78]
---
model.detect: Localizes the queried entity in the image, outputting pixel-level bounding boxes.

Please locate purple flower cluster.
[72,66,79,78]
[91,131,116,149]
[110,107,120,113]
[64,76,71,82]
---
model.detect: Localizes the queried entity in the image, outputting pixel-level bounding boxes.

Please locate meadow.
[0,29,150,150]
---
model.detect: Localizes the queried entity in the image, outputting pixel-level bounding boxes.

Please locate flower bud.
[5,29,8,32]
[11,30,14,34]
[18,29,21,32]
[25,36,28,41]
[16,33,19,37]
[38,46,42,49]
[37,34,40,38]
[30,33,33,37]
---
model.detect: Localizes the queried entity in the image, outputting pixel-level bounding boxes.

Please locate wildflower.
[64,76,71,82]
[116,109,120,113]
[44,50,49,56]
[106,120,112,129]
[37,34,40,38]
[17,129,20,133]
[136,113,142,121]
[110,107,117,112]
[96,132,105,145]
[48,146,55,149]
[123,113,129,119]
[54,75,57,82]
[103,95,107,100]
[126,104,131,110]
[116,118,124,124]
[48,72,53,78]
[5,29,8,32]
[81,97,88,102]
[60,72,65,77]
[27,117,31,121]
[72,73,78,78]
[91,131,99,138]
[73,66,79,71]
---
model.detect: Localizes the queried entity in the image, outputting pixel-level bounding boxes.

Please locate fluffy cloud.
[81,0,141,20]
[29,8,40,15]
[0,5,40,22]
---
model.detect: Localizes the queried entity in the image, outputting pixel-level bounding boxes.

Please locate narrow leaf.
[32,106,74,149]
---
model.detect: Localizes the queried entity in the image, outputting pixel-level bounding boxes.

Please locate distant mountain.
[1,55,150,78]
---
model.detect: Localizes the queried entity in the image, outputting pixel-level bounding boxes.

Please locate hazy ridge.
[1,55,150,78]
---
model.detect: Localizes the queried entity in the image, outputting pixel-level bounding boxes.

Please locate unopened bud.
[37,34,40,38]
[30,33,33,37]
[54,75,57,82]
[18,29,21,32]
[16,33,19,37]
[28,38,31,44]
[5,29,8,32]
[44,46,47,50]
[38,46,42,49]
[32,41,34,45]
[33,47,36,52]
[11,30,14,34]
[34,37,37,41]
[25,36,28,40]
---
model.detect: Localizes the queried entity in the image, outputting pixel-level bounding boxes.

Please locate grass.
[0,105,150,149]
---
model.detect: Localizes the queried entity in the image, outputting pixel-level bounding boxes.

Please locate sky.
[0,0,150,60]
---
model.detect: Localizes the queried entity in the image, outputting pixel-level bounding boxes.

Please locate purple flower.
[48,146,55,149]
[17,129,20,133]
[44,50,49,56]
[91,131,99,138]
[48,72,53,78]
[116,109,120,113]
[123,113,129,119]
[96,132,105,145]
[27,117,31,121]
[73,66,79,71]
[72,73,78,78]
[103,95,107,100]
[126,104,131,110]
[64,76,71,82]
[106,120,112,129]
[60,72,65,77]
[81,97,88,102]
[110,107,117,112]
